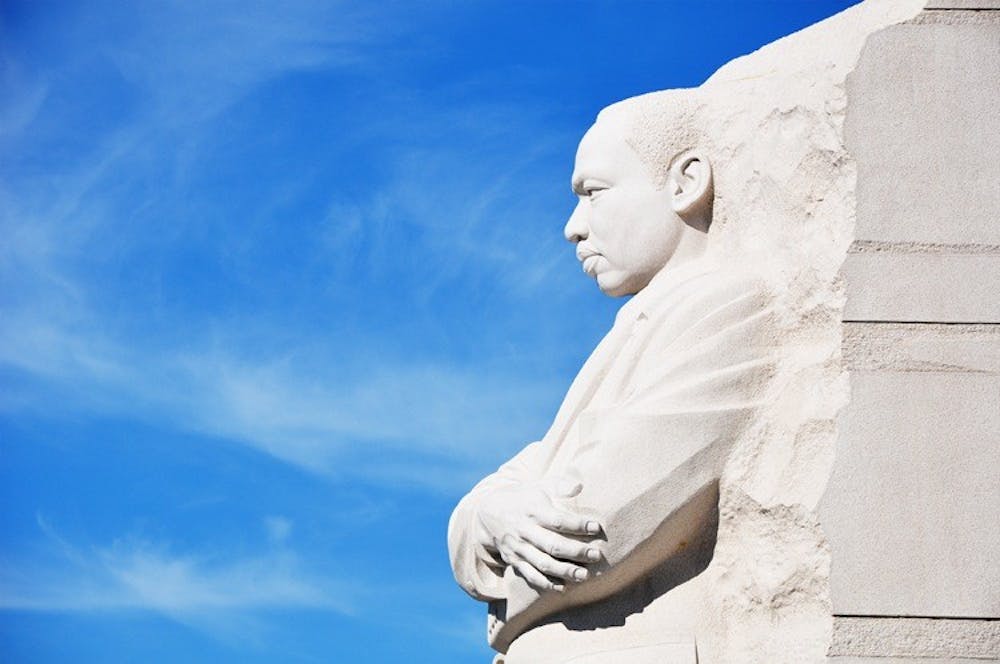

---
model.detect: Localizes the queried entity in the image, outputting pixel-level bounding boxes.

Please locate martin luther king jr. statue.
[449,88,782,663]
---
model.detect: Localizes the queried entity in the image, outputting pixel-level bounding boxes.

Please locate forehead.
[572,119,646,183]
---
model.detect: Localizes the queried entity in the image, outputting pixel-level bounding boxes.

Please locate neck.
[636,226,712,298]
[664,222,710,274]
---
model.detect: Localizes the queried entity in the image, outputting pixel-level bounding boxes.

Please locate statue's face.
[564,119,682,297]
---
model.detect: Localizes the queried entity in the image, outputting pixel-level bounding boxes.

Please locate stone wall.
[819,2,1000,661]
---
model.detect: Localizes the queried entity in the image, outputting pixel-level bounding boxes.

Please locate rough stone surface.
[830,617,1000,659]
[447,1,998,661]
[821,2,1000,648]
[925,0,1000,8]
[843,322,1000,373]
[830,659,991,663]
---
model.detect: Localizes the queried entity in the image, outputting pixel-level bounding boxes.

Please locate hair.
[595,88,708,190]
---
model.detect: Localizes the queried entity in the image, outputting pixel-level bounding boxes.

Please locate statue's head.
[564,89,713,297]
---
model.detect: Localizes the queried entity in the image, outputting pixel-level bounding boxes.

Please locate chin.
[596,272,639,298]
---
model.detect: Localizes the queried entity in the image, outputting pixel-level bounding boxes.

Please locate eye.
[572,179,609,198]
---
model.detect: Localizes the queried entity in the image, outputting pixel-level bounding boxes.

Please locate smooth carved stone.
[848,11,1000,247]
[824,1,1000,634]
[841,253,1000,323]
[447,0,998,661]
[822,370,1000,617]
[448,93,784,660]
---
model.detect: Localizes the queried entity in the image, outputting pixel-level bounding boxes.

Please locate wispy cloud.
[264,516,294,545]
[39,0,388,127]
[0,306,558,485]
[0,0,593,492]
[0,60,48,139]
[0,515,354,641]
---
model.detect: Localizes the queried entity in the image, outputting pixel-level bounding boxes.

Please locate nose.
[564,201,588,244]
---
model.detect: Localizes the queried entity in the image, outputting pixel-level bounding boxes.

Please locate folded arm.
[448,442,604,600]
[489,276,781,648]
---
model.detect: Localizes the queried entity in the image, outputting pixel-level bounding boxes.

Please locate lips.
[576,245,602,277]
[582,255,602,276]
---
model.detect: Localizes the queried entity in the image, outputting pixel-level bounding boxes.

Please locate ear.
[668,150,713,218]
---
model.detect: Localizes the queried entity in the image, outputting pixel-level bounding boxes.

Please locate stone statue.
[449,1,1000,662]
[448,89,782,663]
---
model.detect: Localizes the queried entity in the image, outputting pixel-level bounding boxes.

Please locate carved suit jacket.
[448,258,780,655]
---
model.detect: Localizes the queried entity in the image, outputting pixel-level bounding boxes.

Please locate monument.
[449,1,1000,662]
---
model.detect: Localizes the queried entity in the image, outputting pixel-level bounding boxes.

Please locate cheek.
[589,188,672,267]
[589,192,641,239]
[623,197,678,270]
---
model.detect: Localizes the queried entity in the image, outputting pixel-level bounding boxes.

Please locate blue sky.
[1,2,855,661]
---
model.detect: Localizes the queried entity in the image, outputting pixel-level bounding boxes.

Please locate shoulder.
[635,265,780,363]
[647,264,774,325]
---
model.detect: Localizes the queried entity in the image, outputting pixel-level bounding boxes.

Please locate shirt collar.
[614,257,717,325]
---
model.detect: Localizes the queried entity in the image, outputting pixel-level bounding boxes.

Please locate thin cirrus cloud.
[0,0,582,488]
[0,307,558,483]
[0,515,355,640]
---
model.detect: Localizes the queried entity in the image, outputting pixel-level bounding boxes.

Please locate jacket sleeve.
[447,440,548,600]
[568,278,780,577]
[489,276,783,649]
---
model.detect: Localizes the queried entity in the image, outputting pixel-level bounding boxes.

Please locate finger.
[510,558,563,592]
[496,534,518,565]
[512,539,589,583]
[537,508,602,536]
[523,525,602,564]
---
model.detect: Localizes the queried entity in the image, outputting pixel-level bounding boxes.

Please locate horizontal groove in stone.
[913,8,1000,23]
[843,321,1000,373]
[923,6,1000,11]
[836,614,1000,620]
[849,240,1000,255]
[923,3,1000,11]
[844,319,1000,325]
[830,616,1000,658]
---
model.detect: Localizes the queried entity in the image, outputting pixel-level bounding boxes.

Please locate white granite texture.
[925,0,1000,8]
[448,1,999,661]
[821,1,1000,647]
[830,617,1000,659]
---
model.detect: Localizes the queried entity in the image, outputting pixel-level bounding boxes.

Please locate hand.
[474,481,603,592]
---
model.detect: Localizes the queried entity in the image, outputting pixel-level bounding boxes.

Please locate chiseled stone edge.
[841,253,1000,324]
[923,1,1000,11]
[830,616,1000,658]
[850,240,1000,256]
[843,322,1000,373]
[914,8,1000,24]
[830,658,994,663]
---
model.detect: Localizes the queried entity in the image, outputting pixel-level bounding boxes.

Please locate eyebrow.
[570,175,586,195]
